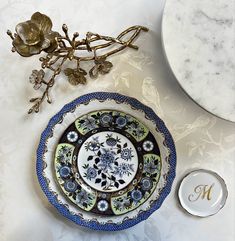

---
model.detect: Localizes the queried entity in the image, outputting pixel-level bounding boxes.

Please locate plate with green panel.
[54,110,162,216]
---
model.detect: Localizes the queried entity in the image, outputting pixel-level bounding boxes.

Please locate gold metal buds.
[7,12,148,114]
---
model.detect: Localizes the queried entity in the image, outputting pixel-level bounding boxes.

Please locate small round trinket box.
[178,169,228,217]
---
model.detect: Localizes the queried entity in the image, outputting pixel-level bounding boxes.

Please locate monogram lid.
[178,169,228,217]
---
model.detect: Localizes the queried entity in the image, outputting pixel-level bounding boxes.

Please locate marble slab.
[162,0,235,122]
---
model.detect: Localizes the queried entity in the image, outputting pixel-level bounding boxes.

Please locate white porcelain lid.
[178,169,228,217]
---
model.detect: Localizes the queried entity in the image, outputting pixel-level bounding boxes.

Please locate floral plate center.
[77,131,138,192]
[54,109,162,216]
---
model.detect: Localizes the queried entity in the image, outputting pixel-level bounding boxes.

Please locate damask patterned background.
[0,0,234,240]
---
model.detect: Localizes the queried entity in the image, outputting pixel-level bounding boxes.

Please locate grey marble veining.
[162,0,235,122]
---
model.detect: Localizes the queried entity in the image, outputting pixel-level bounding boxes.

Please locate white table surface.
[0,0,234,241]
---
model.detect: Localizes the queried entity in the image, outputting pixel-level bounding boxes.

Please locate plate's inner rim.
[54,109,163,216]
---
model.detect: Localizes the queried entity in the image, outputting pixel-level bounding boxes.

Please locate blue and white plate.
[37,92,176,231]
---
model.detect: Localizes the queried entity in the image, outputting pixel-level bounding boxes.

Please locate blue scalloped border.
[36,92,176,231]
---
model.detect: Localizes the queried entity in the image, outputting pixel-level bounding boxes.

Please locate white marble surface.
[0,0,235,241]
[162,0,235,122]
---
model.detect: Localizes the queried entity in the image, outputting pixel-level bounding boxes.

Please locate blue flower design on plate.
[97,200,109,212]
[64,180,78,192]
[112,163,134,178]
[76,189,93,206]
[79,131,138,192]
[59,166,71,178]
[99,113,113,126]
[143,140,154,152]
[86,167,97,180]
[85,136,103,151]
[78,115,98,131]
[144,162,157,174]
[144,155,160,174]
[127,121,146,139]
[99,149,115,171]
[116,116,127,128]
[113,196,131,211]
[56,146,73,164]
[120,148,133,161]
[67,131,78,142]
[130,189,143,202]
[141,177,153,191]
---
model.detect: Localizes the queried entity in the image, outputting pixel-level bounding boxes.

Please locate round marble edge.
[161,0,235,123]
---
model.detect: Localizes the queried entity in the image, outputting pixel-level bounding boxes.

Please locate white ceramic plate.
[178,169,228,217]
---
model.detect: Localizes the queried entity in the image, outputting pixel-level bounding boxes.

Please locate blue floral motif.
[113,196,131,211]
[99,149,115,171]
[130,189,143,202]
[86,167,97,180]
[59,165,71,178]
[99,113,113,126]
[116,116,127,128]
[141,177,153,191]
[76,189,93,206]
[112,163,134,178]
[127,121,145,139]
[67,131,78,142]
[120,148,133,161]
[144,162,158,174]
[142,140,154,152]
[38,92,176,231]
[85,136,103,151]
[57,145,73,164]
[81,132,137,191]
[78,115,97,131]
[64,180,78,192]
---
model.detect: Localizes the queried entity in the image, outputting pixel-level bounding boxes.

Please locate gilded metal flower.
[7,12,148,113]
[64,68,87,85]
[29,69,45,89]
[12,12,59,57]
[89,58,113,79]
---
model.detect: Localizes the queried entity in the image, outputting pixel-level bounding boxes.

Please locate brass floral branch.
[7,12,148,114]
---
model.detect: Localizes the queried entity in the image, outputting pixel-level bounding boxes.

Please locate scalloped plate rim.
[36,92,177,231]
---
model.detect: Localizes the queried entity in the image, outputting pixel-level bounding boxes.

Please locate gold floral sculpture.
[7,12,148,114]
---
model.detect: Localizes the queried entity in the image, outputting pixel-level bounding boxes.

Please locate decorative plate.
[37,92,176,231]
[178,169,228,217]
